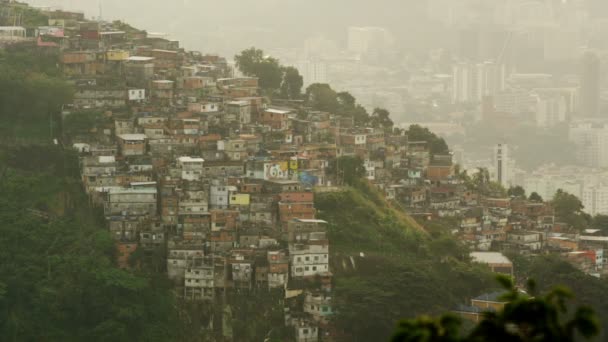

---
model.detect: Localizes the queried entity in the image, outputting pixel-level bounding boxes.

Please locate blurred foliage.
[392,276,599,342]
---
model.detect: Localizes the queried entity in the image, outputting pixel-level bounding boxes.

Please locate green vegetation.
[511,255,608,339]
[326,156,366,186]
[529,192,543,202]
[62,110,108,138]
[0,3,49,28]
[507,185,526,198]
[280,66,304,100]
[552,189,591,230]
[235,47,302,96]
[403,124,450,155]
[0,45,72,143]
[392,276,599,342]
[370,107,394,131]
[305,83,374,126]
[459,167,507,198]
[0,146,183,341]
[315,182,495,341]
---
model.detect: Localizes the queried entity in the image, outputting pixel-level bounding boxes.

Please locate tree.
[552,190,589,229]
[305,83,339,112]
[529,192,543,202]
[405,125,449,155]
[0,146,183,341]
[591,215,608,234]
[392,277,599,342]
[507,186,526,198]
[234,47,264,75]
[337,91,356,109]
[336,91,370,125]
[370,107,394,131]
[234,47,283,91]
[279,66,303,100]
[327,156,366,185]
[256,58,283,90]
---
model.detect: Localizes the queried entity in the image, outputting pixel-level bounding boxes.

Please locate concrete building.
[569,120,608,168]
[177,156,204,181]
[105,187,157,217]
[295,60,328,87]
[534,92,568,127]
[289,243,329,278]
[452,61,505,104]
[578,51,600,118]
[494,144,510,188]
[582,184,608,216]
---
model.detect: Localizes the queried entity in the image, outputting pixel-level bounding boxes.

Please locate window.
[312,266,317,271]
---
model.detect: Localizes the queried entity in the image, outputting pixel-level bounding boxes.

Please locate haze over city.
[3,1,608,341]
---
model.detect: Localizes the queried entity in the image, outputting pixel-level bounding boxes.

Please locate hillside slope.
[315,182,495,341]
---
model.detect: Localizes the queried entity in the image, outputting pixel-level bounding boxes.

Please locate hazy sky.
[25,0,431,56]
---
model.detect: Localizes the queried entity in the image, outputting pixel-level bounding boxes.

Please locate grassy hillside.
[315,182,496,341]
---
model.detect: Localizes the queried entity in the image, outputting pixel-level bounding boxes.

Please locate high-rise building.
[578,51,600,118]
[294,60,328,88]
[452,61,505,104]
[568,120,608,167]
[452,63,475,103]
[494,143,510,188]
[534,93,568,127]
[582,184,608,216]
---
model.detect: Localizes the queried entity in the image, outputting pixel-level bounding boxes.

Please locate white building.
[209,184,236,209]
[452,61,505,104]
[582,184,608,216]
[128,89,146,101]
[187,102,220,113]
[534,92,568,127]
[177,156,204,181]
[289,243,329,278]
[0,26,26,40]
[295,60,328,87]
[569,120,608,168]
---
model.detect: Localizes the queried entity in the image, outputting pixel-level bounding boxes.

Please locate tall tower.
[494,143,510,188]
[579,51,600,118]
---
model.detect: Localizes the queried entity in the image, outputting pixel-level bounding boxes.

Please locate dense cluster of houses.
[5,4,608,340]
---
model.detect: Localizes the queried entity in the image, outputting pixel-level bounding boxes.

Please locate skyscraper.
[579,51,600,118]
[494,143,510,188]
[452,61,505,104]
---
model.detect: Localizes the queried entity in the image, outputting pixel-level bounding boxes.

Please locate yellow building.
[106,50,130,61]
[230,193,250,206]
